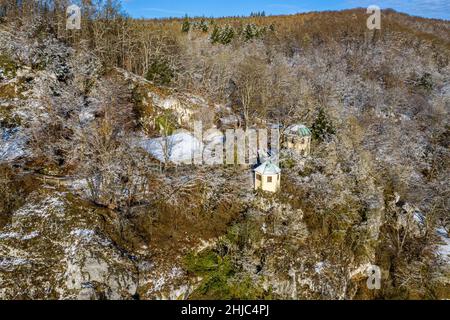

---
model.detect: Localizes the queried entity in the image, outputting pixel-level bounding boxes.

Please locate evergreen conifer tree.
[312,108,335,142]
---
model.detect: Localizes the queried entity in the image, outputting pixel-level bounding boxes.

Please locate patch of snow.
[151,276,166,293]
[286,124,303,132]
[70,229,95,240]
[436,227,450,262]
[203,128,223,144]
[0,257,28,270]
[314,262,325,274]
[79,109,95,124]
[0,231,39,240]
[261,223,267,234]
[15,195,65,217]
[168,267,184,279]
[219,115,240,126]
[161,97,179,110]
[440,84,450,97]
[0,127,27,162]
[203,129,224,164]
[0,232,20,240]
[413,211,426,226]
[138,131,202,164]
[21,231,39,240]
[69,179,89,191]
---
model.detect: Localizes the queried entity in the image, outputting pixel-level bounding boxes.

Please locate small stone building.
[284,124,312,156]
[254,160,281,193]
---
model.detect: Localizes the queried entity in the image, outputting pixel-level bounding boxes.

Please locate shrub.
[210,25,221,44]
[145,59,174,86]
[243,23,259,41]
[184,249,268,299]
[210,25,235,45]
[181,16,190,33]
[242,23,267,41]
[195,19,209,32]
[416,72,433,92]
[219,25,235,45]
[0,54,18,79]
[184,250,224,275]
[155,112,178,135]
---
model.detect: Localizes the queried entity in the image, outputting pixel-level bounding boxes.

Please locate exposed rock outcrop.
[0,192,139,299]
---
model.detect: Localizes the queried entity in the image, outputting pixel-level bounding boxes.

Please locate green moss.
[0,82,23,99]
[225,220,263,250]
[0,54,18,78]
[155,112,177,135]
[0,106,22,127]
[184,249,270,300]
[184,250,222,275]
[0,64,26,100]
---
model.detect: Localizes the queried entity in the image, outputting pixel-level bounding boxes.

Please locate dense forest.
[0,0,449,299]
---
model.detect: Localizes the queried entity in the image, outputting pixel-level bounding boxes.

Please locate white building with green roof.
[284,124,312,156]
[254,160,281,193]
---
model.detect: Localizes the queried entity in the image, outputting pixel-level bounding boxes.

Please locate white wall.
[255,173,280,193]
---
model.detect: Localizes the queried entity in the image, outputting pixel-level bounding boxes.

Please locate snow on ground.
[314,262,325,274]
[219,114,240,126]
[78,109,96,124]
[203,128,224,144]
[70,229,96,240]
[15,195,65,218]
[413,211,426,225]
[0,127,26,162]
[68,178,89,192]
[436,227,450,263]
[0,257,29,269]
[136,128,226,165]
[138,131,203,164]
[0,231,39,240]
[203,129,225,164]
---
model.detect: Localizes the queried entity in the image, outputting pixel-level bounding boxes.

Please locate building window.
[256,174,261,181]
[267,176,272,183]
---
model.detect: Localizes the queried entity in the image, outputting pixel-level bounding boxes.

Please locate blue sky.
[121,0,450,20]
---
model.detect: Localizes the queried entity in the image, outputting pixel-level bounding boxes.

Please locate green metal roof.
[286,124,311,137]
[254,161,281,175]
